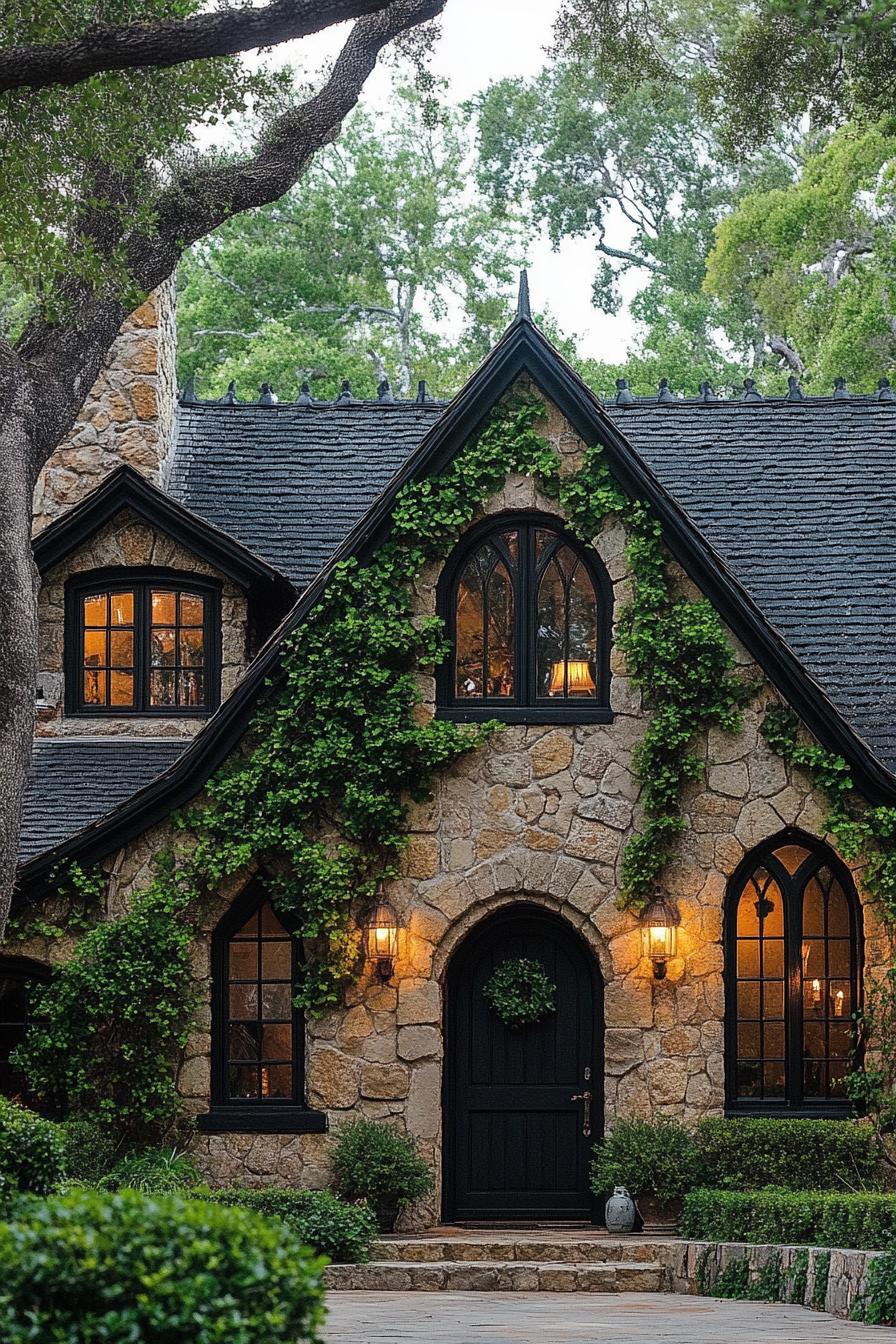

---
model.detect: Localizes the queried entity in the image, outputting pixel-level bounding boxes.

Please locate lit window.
[439,517,610,718]
[68,575,218,714]
[727,837,860,1113]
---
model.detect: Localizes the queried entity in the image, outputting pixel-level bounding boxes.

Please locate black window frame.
[436,512,613,724]
[724,829,863,1118]
[199,884,326,1134]
[65,567,221,717]
[0,955,52,1110]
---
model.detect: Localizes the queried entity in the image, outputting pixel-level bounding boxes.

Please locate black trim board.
[18,315,896,894]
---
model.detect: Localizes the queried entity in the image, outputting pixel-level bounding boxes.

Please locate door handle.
[571,1089,592,1137]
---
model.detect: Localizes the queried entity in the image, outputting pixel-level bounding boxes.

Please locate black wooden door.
[443,904,603,1223]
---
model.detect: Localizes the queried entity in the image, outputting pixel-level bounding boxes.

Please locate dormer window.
[436,514,612,723]
[66,570,220,716]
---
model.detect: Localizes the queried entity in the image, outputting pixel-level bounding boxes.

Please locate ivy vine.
[482,957,557,1028]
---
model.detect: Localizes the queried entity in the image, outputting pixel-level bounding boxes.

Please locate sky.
[230,0,640,361]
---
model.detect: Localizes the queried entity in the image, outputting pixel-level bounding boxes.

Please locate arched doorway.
[442,903,603,1223]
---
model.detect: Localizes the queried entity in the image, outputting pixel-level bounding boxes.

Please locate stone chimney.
[32,277,177,534]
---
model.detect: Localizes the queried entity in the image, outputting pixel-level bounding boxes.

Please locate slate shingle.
[20,738,187,861]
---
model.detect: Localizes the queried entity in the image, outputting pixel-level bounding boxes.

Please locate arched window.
[437,515,612,722]
[202,887,324,1133]
[725,834,862,1115]
[65,569,220,715]
[0,957,50,1109]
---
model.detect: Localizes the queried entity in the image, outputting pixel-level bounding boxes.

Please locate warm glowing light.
[641,895,678,979]
[548,659,596,696]
[834,989,845,1017]
[811,978,822,1006]
[365,899,399,981]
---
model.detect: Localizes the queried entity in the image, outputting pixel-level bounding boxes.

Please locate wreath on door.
[482,957,557,1028]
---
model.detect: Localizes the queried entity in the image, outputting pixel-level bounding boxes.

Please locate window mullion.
[786,882,802,1108]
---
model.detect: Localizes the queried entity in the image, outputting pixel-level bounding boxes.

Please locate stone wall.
[32,281,177,533]
[36,508,248,735]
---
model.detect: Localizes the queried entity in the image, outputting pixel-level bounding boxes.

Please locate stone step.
[371,1237,666,1265]
[325,1259,666,1292]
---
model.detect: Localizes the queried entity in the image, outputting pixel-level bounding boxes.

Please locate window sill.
[725,1102,855,1120]
[436,706,614,725]
[196,1107,328,1134]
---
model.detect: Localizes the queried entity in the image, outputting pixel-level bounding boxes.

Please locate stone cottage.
[6,275,896,1225]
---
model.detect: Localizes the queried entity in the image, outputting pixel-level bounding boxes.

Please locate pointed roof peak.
[517,269,532,322]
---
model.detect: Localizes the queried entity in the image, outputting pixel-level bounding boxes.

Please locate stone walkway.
[323,1291,891,1342]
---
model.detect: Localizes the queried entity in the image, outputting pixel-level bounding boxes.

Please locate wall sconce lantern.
[642,894,678,979]
[548,659,596,697]
[365,898,400,982]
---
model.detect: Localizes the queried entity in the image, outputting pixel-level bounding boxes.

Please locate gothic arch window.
[0,957,51,1109]
[437,514,612,722]
[725,833,862,1115]
[203,886,325,1134]
[65,569,221,716]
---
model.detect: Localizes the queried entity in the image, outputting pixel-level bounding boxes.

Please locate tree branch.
[0,0,398,92]
[595,239,663,273]
[767,333,805,375]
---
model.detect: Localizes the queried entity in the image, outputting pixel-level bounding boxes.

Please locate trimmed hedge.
[591,1117,700,1202]
[0,1098,65,1197]
[200,1186,377,1263]
[695,1117,879,1192]
[681,1186,896,1251]
[0,1189,325,1343]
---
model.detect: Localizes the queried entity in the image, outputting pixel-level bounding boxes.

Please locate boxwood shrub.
[695,1117,879,1191]
[0,1097,65,1196]
[200,1187,377,1263]
[681,1186,896,1250]
[0,1188,326,1343]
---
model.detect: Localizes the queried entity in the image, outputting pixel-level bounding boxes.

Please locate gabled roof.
[18,308,896,891]
[33,463,293,595]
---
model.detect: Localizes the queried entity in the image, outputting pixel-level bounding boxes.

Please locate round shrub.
[0,1188,325,1344]
[59,1117,119,1184]
[591,1118,699,1203]
[696,1116,880,1191]
[201,1187,377,1262]
[331,1118,433,1214]
[0,1097,65,1196]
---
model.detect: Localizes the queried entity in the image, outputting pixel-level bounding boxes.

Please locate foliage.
[855,1249,896,1324]
[58,1117,120,1185]
[590,1118,700,1203]
[695,1116,880,1192]
[0,1188,326,1344]
[331,1119,433,1211]
[482,957,557,1028]
[199,1187,378,1263]
[100,1146,201,1193]
[847,969,896,1173]
[178,86,522,401]
[681,1185,896,1250]
[0,1098,65,1198]
[14,882,196,1141]
[6,860,105,943]
[697,1247,812,1304]
[706,121,896,390]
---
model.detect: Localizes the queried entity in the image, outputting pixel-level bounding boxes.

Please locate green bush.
[331,1119,433,1212]
[696,1117,880,1191]
[855,1250,896,1324]
[101,1145,200,1193]
[681,1186,896,1250]
[0,1188,325,1343]
[0,1098,65,1196]
[59,1117,119,1184]
[201,1187,377,1263]
[591,1118,700,1203]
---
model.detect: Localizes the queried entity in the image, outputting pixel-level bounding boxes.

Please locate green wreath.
[482,957,557,1029]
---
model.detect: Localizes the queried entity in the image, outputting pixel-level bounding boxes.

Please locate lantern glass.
[641,895,678,975]
[366,900,399,974]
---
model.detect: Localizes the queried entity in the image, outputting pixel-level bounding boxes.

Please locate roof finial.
[258,382,276,405]
[833,375,849,399]
[336,379,354,404]
[657,377,674,403]
[219,379,238,405]
[416,379,430,403]
[296,380,312,406]
[517,269,532,321]
[615,377,636,406]
[786,374,804,401]
[180,374,197,404]
[742,377,762,401]
[377,378,394,403]
[700,380,717,402]
[878,377,895,402]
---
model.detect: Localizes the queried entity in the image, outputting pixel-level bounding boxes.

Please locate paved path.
[323,1291,890,1342]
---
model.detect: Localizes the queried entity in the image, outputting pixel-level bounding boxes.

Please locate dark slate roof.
[168,392,896,775]
[607,397,896,774]
[20,738,188,861]
[167,403,446,588]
